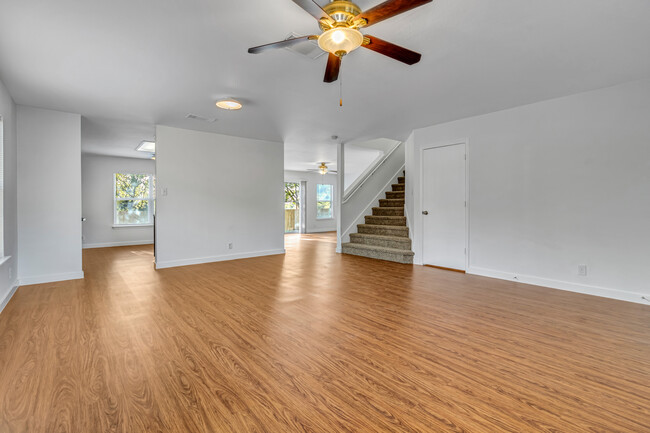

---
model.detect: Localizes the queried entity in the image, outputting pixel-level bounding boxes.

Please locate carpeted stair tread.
[379,198,404,207]
[342,243,414,264]
[343,243,414,255]
[349,233,412,249]
[385,191,405,199]
[391,183,405,191]
[364,215,407,226]
[358,224,409,237]
[372,207,404,216]
[398,176,405,184]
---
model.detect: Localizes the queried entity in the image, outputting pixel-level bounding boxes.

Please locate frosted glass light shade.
[216,99,243,110]
[318,28,363,55]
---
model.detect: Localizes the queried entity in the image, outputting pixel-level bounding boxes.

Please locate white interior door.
[422,144,466,270]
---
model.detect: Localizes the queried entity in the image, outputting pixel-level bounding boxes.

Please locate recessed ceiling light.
[136,140,155,153]
[216,98,243,110]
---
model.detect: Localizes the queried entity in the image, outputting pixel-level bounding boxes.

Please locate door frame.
[418,139,470,271]
[299,181,307,234]
[284,181,301,234]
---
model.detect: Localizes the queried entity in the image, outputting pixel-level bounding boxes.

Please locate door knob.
[422,211,429,215]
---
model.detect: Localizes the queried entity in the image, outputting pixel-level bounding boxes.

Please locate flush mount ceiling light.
[216,98,243,110]
[136,140,155,153]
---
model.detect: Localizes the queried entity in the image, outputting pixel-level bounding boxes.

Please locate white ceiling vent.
[283,33,326,60]
[186,113,216,123]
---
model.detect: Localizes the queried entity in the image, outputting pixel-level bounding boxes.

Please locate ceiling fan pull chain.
[339,61,343,107]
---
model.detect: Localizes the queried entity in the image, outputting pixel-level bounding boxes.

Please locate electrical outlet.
[578,264,587,276]
[228,243,233,250]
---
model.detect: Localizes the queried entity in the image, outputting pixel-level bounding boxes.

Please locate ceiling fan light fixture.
[319,163,329,175]
[216,98,243,110]
[318,27,363,56]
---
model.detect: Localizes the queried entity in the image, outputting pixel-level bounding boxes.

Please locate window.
[316,184,333,219]
[114,173,154,226]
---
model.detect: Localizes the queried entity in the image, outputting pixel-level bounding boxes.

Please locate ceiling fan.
[307,162,337,174]
[248,0,433,83]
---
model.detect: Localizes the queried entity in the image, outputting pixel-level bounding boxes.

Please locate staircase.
[342,173,414,264]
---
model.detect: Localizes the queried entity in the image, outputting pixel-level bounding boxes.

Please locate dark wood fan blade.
[362,35,421,64]
[291,0,332,21]
[324,53,341,83]
[355,0,432,27]
[248,36,315,54]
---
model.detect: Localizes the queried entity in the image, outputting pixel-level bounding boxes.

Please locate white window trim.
[113,173,155,226]
[316,184,334,220]
[112,224,154,229]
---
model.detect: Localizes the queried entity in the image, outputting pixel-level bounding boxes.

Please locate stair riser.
[342,245,413,264]
[364,216,407,226]
[398,176,405,184]
[379,199,404,207]
[349,234,412,250]
[385,191,405,199]
[358,225,409,237]
[372,207,404,216]
[391,184,405,192]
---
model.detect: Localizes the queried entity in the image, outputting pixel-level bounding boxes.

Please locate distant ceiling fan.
[248,0,432,83]
[307,162,337,174]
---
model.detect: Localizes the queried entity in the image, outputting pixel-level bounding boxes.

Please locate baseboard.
[18,271,85,286]
[155,249,286,270]
[467,266,650,305]
[0,282,19,314]
[305,229,337,233]
[83,240,153,249]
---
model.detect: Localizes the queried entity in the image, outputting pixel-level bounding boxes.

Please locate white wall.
[343,145,384,191]
[82,154,155,248]
[344,138,400,192]
[406,78,650,304]
[284,170,337,233]
[17,106,83,285]
[155,125,284,269]
[0,77,18,311]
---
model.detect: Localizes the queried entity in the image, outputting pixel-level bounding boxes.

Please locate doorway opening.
[284,182,301,233]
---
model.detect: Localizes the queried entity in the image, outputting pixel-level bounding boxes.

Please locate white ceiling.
[1,0,650,166]
[81,117,155,159]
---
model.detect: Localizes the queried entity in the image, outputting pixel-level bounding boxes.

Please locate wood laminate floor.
[1,232,649,432]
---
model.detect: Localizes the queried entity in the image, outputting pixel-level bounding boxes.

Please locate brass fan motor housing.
[320,0,364,30]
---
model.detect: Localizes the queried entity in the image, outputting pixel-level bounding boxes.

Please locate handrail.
[342,141,402,204]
